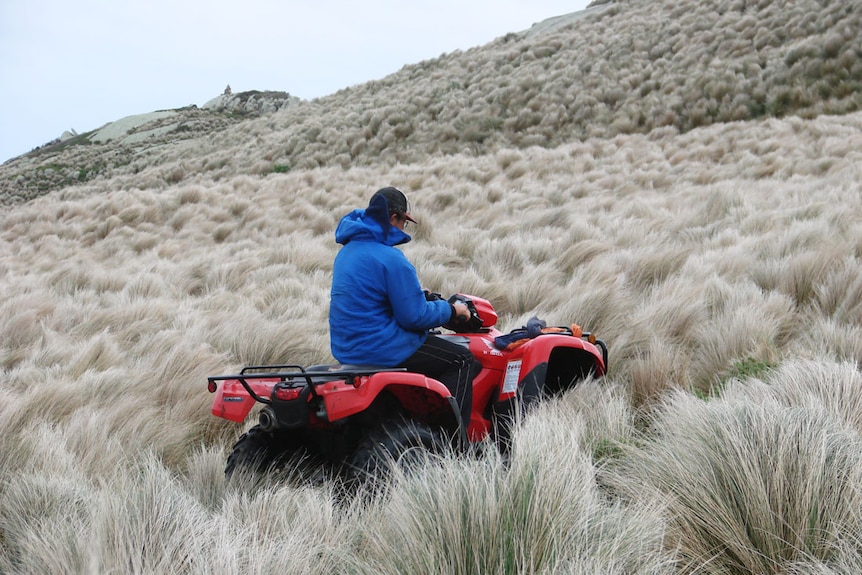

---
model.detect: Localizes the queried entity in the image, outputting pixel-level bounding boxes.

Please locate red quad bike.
[207,294,608,486]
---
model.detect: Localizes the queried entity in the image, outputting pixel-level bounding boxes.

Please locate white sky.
[0,1,591,163]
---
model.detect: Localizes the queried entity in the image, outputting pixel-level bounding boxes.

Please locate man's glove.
[444,294,482,333]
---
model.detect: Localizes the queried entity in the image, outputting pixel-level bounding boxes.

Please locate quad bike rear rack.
[206,364,407,404]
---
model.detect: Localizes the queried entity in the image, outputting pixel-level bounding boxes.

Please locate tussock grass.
[355,401,672,575]
[603,391,862,574]
[2,0,862,571]
[723,359,862,435]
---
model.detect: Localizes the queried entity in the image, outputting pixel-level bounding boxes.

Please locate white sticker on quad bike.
[503,360,522,394]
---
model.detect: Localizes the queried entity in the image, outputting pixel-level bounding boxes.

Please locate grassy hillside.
[2,0,862,573]
[3,0,860,201]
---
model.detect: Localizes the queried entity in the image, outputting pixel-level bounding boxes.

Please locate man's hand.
[453,301,471,323]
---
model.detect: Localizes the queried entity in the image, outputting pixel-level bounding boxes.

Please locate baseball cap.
[370,186,417,224]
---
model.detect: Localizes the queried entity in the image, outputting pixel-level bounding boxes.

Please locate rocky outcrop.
[0,108,241,205]
[0,89,304,205]
[202,90,300,115]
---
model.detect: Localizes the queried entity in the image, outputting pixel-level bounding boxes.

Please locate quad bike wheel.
[347,420,447,494]
[225,424,322,484]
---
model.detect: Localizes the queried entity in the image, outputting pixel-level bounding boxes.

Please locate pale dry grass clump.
[0,436,359,574]
[722,359,862,435]
[603,381,862,575]
[354,399,673,575]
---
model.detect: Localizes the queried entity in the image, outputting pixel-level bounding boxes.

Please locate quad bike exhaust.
[258,406,278,432]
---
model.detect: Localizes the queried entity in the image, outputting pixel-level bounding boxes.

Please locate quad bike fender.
[211,378,276,423]
[318,371,454,422]
[496,334,606,401]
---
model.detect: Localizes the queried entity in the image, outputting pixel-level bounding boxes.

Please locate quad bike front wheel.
[347,420,447,494]
[225,424,323,484]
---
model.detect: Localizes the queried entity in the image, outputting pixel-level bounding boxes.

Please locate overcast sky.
[0,1,591,163]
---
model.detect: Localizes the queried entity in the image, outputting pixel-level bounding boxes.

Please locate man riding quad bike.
[207,293,607,486]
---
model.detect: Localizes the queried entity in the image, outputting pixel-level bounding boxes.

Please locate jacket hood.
[335,193,411,246]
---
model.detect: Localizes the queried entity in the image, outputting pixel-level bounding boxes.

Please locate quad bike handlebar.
[441,293,484,333]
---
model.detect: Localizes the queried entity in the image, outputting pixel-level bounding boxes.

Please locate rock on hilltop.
[0,90,300,206]
[202,89,300,115]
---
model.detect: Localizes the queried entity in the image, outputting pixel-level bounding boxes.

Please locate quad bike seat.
[304,364,407,382]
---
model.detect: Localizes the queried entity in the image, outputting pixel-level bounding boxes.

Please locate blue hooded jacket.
[329,194,453,365]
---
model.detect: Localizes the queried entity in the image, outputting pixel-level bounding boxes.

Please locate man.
[329,186,481,432]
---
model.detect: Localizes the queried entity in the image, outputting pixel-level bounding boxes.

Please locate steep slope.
[1,0,860,205]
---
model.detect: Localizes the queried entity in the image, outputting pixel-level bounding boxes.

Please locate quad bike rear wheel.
[225,424,322,484]
[347,420,447,494]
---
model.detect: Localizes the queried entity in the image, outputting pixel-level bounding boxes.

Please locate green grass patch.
[728,357,777,381]
[693,358,778,401]
[592,437,624,463]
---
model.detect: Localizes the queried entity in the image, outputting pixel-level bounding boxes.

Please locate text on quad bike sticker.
[503,360,522,396]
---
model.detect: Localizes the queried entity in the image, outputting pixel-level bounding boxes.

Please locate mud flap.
[490,362,547,454]
[516,362,548,406]
[447,396,469,448]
